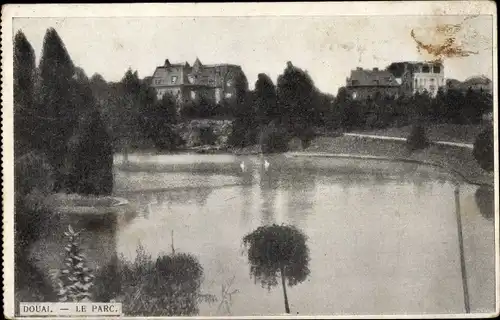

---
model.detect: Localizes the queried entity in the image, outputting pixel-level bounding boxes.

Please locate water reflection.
[284,168,317,228]
[114,154,495,315]
[259,163,280,225]
[475,186,495,221]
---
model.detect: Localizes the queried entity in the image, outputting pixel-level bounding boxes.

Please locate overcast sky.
[14,15,493,94]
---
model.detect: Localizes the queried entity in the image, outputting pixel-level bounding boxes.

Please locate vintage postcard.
[2,2,498,319]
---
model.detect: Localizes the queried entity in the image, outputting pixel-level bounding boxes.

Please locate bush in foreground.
[259,121,290,154]
[473,125,494,172]
[115,245,215,316]
[406,124,429,152]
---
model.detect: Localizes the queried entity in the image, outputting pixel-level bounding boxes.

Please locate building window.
[155,79,161,85]
[351,80,359,86]
[433,65,441,73]
[422,65,430,73]
[373,80,379,85]
[171,76,178,84]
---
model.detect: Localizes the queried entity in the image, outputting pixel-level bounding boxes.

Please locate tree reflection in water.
[237,160,256,225]
[284,167,317,228]
[259,162,280,225]
[475,185,494,221]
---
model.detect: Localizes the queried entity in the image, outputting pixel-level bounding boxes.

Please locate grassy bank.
[352,124,485,144]
[304,135,494,186]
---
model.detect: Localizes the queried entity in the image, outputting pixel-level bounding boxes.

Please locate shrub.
[15,151,56,255]
[15,151,55,197]
[259,121,290,154]
[473,126,494,172]
[51,225,95,302]
[117,245,212,316]
[406,124,429,152]
[199,126,217,146]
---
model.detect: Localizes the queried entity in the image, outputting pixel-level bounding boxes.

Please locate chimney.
[373,67,379,71]
[356,67,362,71]
[164,59,171,67]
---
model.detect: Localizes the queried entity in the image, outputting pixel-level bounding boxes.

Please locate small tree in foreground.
[51,225,95,302]
[473,126,494,172]
[242,224,310,314]
[406,124,429,152]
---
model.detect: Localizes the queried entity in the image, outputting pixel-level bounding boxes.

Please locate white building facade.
[411,62,445,97]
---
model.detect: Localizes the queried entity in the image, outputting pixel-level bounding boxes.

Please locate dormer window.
[171,76,178,84]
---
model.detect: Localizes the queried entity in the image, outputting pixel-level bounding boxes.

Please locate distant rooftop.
[348,67,400,87]
[155,58,240,69]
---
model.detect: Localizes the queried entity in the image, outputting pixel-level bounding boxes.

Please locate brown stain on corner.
[410,15,481,61]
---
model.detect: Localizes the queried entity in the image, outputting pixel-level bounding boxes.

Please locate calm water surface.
[113,153,495,316]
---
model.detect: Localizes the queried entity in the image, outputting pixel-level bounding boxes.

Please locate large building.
[347,61,446,100]
[386,61,445,97]
[150,58,245,105]
[345,67,401,100]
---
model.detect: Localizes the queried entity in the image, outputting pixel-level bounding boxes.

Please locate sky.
[14,15,494,95]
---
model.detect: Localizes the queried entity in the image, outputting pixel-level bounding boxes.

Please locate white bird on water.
[264,159,270,171]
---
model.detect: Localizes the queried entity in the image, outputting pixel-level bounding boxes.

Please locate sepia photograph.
[2,2,498,318]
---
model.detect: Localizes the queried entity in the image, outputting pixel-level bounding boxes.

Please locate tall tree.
[143,92,180,150]
[243,224,310,314]
[276,62,317,137]
[66,109,113,195]
[37,28,80,189]
[13,30,36,156]
[254,73,277,126]
[228,72,258,148]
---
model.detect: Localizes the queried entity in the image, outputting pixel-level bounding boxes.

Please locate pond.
[113,153,495,316]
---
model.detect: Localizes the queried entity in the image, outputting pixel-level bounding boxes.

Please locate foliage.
[36,28,83,189]
[259,121,290,154]
[51,225,95,302]
[228,90,259,148]
[199,126,217,145]
[14,30,36,156]
[142,92,182,150]
[66,110,114,195]
[254,73,278,126]
[475,186,494,221]
[243,224,310,314]
[473,125,494,172]
[276,62,317,135]
[242,224,310,289]
[406,124,429,152]
[117,245,213,316]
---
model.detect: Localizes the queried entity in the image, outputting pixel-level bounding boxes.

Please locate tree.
[406,124,429,152]
[259,120,290,154]
[66,110,113,195]
[473,125,494,172]
[276,62,317,137]
[254,73,277,126]
[242,224,310,314]
[13,30,36,156]
[37,28,81,190]
[228,72,258,148]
